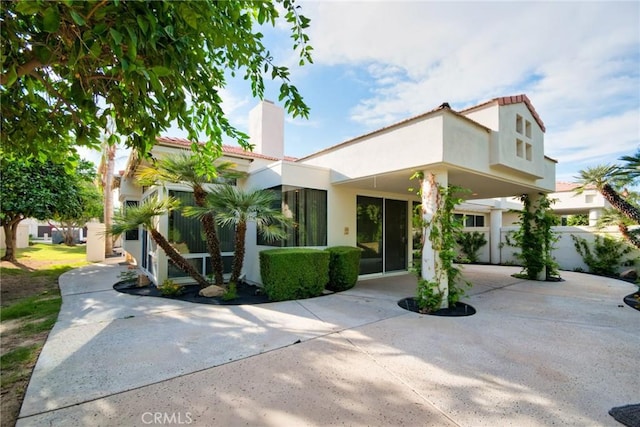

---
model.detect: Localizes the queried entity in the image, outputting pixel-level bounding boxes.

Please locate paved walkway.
[17,259,639,426]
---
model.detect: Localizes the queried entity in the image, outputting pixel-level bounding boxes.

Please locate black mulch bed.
[114,280,271,305]
[609,403,640,427]
[623,292,640,312]
[397,297,476,317]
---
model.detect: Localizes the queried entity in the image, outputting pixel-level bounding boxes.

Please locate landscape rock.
[199,285,225,297]
[137,274,151,287]
[619,269,638,281]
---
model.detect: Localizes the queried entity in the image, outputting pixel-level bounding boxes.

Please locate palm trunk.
[149,228,210,288]
[619,223,640,250]
[230,221,247,284]
[194,186,224,286]
[602,184,640,224]
[104,144,116,256]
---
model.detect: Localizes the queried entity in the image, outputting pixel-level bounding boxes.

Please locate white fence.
[499,226,639,274]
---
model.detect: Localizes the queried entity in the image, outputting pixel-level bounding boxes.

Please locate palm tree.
[110,196,210,288]
[574,164,640,224]
[619,149,640,181]
[597,204,640,250]
[136,153,245,286]
[184,185,291,285]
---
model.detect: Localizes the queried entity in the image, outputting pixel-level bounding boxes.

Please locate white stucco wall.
[552,189,608,212]
[500,226,638,274]
[300,114,446,182]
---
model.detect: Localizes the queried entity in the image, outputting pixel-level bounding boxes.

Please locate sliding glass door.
[356,196,407,275]
[384,199,408,272]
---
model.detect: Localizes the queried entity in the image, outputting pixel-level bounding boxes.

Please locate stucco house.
[119,94,556,286]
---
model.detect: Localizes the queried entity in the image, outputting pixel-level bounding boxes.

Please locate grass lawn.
[1,243,89,427]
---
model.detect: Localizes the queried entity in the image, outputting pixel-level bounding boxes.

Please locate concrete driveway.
[17,259,639,426]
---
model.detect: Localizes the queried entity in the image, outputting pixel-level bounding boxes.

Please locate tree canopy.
[1,0,312,168]
[0,158,99,260]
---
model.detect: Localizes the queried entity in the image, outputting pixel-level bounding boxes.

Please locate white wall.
[0,223,30,250]
[300,114,446,181]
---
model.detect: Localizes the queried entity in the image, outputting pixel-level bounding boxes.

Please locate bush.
[325,246,362,291]
[260,249,329,301]
[455,231,487,263]
[158,279,183,296]
[571,234,635,276]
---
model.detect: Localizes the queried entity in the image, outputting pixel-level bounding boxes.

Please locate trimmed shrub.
[260,249,329,301]
[325,246,362,291]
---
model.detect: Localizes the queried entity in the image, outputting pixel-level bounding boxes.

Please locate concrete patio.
[17,259,639,426]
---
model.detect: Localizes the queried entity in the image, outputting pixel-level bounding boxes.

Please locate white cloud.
[546,110,639,164]
[304,1,639,134]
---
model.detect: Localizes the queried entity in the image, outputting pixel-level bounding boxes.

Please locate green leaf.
[109,28,123,45]
[151,66,172,77]
[42,8,61,33]
[136,15,149,35]
[15,1,41,14]
[5,66,17,87]
[93,23,107,35]
[69,9,86,26]
[178,5,199,30]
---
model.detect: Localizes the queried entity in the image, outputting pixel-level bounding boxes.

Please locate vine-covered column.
[420,171,449,308]
[527,192,547,281]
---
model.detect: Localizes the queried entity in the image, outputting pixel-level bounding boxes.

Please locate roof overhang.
[333,165,553,200]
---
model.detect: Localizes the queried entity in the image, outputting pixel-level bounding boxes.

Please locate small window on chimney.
[525,143,532,161]
[525,120,532,138]
[585,194,595,203]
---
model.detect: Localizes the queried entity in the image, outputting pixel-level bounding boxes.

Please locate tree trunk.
[149,228,210,288]
[193,186,224,286]
[601,184,640,224]
[61,222,76,246]
[619,223,640,249]
[230,221,247,284]
[1,219,21,262]
[103,144,116,256]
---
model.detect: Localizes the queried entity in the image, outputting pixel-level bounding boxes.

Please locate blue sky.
[95,1,640,184]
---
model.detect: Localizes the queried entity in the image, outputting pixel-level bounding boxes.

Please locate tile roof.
[460,94,546,132]
[155,136,298,162]
[555,181,595,192]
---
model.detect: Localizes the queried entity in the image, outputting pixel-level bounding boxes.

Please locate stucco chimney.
[249,100,284,159]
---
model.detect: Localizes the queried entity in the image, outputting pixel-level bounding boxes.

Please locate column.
[86,222,106,262]
[420,170,449,308]
[489,207,503,265]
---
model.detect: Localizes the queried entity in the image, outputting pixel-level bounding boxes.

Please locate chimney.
[249,100,284,159]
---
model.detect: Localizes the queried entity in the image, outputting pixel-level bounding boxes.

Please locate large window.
[167,190,235,278]
[259,186,327,247]
[168,190,235,253]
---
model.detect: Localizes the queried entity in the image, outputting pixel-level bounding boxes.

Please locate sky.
[89,1,640,185]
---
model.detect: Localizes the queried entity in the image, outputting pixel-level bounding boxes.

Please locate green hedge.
[325,246,362,291]
[260,249,329,302]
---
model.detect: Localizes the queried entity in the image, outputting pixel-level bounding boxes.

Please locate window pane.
[465,215,475,227]
[475,215,485,227]
[168,257,203,278]
[168,191,207,253]
[259,186,327,247]
[168,190,236,254]
[124,200,139,241]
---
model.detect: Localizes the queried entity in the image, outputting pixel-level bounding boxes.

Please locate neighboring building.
[550,182,609,226]
[119,95,557,286]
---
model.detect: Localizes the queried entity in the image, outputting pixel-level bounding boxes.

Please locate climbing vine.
[508,193,560,280]
[412,172,470,312]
